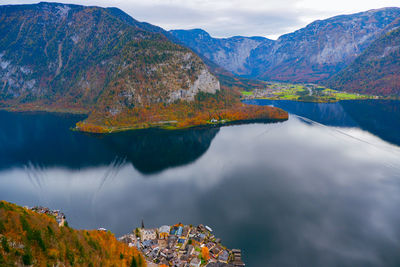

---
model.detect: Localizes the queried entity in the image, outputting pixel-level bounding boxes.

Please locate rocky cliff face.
[0,2,220,114]
[170,29,272,75]
[326,20,400,96]
[251,7,400,82]
[171,8,400,84]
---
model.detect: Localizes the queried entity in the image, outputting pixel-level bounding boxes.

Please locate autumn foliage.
[201,246,210,261]
[0,201,146,267]
[76,89,288,133]
[326,27,400,96]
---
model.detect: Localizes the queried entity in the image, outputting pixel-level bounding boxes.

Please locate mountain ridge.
[0,2,288,133]
[171,7,400,88]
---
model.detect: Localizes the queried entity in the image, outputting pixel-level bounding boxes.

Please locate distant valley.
[171,7,400,96]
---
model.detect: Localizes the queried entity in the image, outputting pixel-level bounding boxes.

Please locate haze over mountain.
[171,7,400,88]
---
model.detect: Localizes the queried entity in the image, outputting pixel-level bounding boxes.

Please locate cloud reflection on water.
[1,116,400,266]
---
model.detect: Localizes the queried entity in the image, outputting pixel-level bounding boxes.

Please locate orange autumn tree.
[201,246,210,261]
[0,201,146,267]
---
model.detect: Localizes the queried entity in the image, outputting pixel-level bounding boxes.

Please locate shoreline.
[73,117,288,134]
[241,96,399,104]
[0,103,288,134]
[241,96,380,103]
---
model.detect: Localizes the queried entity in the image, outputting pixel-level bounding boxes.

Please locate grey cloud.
[1,0,378,38]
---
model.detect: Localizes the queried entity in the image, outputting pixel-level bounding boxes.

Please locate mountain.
[171,8,400,83]
[0,200,145,266]
[0,2,287,132]
[170,29,272,76]
[326,23,400,96]
[0,2,218,109]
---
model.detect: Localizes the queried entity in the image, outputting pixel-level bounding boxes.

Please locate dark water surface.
[1,100,400,267]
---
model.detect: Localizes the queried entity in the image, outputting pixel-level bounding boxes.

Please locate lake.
[1,100,400,267]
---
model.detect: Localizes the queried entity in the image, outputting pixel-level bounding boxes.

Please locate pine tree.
[130,257,137,267]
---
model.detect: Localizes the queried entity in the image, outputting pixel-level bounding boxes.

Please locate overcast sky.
[3,0,400,39]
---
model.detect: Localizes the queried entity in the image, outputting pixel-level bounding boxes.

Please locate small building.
[197,224,207,233]
[186,245,194,256]
[218,250,229,263]
[210,246,221,258]
[182,225,191,239]
[190,257,201,267]
[176,226,183,237]
[205,242,216,250]
[140,228,157,241]
[159,225,170,240]
[231,249,245,266]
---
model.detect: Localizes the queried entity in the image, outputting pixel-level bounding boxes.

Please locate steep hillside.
[326,24,400,96]
[0,2,287,132]
[0,201,145,266]
[170,29,272,76]
[251,7,400,83]
[0,2,218,110]
[171,8,400,83]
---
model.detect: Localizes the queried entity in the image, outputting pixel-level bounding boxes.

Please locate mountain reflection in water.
[0,100,400,267]
[0,111,219,174]
[244,99,400,147]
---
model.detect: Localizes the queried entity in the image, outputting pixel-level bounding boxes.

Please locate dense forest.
[0,201,145,266]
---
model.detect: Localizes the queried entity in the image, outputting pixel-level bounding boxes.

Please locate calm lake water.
[1,100,400,267]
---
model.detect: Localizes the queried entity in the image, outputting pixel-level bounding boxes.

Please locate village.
[118,223,246,267]
[241,82,372,102]
[29,206,66,227]
[28,206,245,267]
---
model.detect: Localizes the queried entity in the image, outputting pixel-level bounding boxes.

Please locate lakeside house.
[231,249,245,267]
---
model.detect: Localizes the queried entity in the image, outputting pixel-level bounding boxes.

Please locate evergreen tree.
[130,257,137,267]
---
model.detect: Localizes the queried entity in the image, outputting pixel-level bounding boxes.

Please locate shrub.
[0,220,5,234]
[66,248,75,266]
[22,248,33,265]
[1,237,10,253]
[130,257,137,267]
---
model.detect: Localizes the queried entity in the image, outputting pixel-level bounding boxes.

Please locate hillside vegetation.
[0,201,145,266]
[327,25,400,96]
